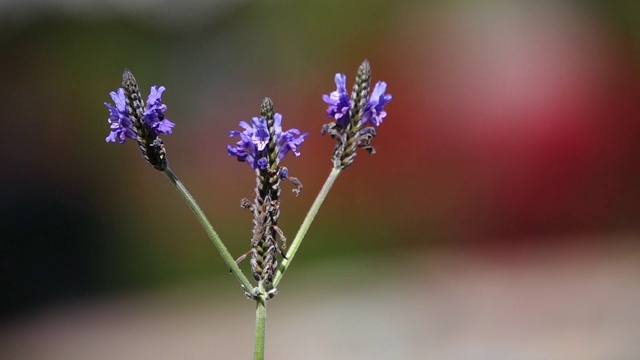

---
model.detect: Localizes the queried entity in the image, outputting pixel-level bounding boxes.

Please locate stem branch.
[164,167,254,292]
[273,167,342,287]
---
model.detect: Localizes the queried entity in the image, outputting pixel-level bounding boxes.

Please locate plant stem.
[163,167,254,292]
[273,167,342,287]
[254,294,267,360]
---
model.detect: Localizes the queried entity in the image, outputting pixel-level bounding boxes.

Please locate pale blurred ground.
[1,235,639,359]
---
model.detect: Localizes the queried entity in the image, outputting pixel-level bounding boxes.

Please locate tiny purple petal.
[110,89,127,112]
[147,86,167,111]
[256,157,269,170]
[227,144,239,157]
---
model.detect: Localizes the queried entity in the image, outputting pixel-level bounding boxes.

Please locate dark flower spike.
[322,59,392,169]
[348,59,372,128]
[105,69,174,171]
[227,97,308,297]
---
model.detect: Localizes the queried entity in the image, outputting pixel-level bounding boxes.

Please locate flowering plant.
[104,60,391,359]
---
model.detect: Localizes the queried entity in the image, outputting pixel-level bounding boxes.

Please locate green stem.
[163,167,254,292]
[254,295,267,360]
[273,167,342,287]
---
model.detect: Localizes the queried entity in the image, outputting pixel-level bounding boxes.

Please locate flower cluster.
[104,70,174,170]
[322,59,392,169]
[227,113,307,170]
[102,63,393,305]
[227,98,307,298]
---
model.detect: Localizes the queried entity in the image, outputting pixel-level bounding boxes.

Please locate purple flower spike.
[322,73,351,127]
[232,98,306,289]
[105,88,137,143]
[362,81,392,127]
[105,70,173,170]
[321,60,392,169]
[144,86,175,136]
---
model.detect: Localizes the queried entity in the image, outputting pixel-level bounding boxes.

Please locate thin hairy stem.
[273,167,342,287]
[164,167,254,292]
[254,294,267,360]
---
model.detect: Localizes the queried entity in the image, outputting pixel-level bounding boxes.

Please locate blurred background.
[1,0,640,358]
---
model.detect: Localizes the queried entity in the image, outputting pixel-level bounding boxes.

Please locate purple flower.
[228,113,308,170]
[273,113,308,161]
[144,86,175,136]
[322,73,351,127]
[105,88,136,143]
[227,117,269,170]
[361,81,392,127]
